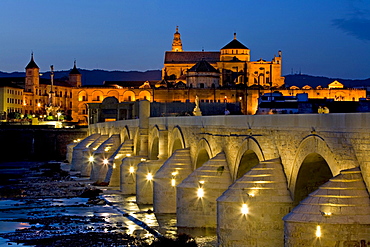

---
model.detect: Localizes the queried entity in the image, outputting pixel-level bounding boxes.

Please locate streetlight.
[57,112,61,121]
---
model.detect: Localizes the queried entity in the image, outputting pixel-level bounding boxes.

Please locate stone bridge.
[68,101,370,246]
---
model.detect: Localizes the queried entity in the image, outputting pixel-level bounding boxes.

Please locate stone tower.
[25,53,39,93]
[69,60,82,87]
[172,26,183,52]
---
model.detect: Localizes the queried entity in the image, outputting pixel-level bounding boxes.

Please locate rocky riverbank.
[0,162,199,247]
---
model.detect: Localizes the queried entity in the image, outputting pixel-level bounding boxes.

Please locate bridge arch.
[194,138,213,169]
[120,125,130,142]
[169,126,186,154]
[149,125,160,160]
[289,135,339,205]
[133,128,140,156]
[233,136,265,180]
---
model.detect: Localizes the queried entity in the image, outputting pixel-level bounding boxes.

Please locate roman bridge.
[68,101,370,246]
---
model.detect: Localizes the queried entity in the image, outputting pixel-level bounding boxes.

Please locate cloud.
[332,15,370,41]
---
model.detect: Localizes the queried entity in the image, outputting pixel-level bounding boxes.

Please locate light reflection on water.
[102,192,217,246]
[0,191,217,246]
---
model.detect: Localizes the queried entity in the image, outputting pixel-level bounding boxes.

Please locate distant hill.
[1,70,369,88]
[284,74,370,88]
[0,69,162,85]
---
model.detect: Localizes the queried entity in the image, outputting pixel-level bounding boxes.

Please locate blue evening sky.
[0,0,369,79]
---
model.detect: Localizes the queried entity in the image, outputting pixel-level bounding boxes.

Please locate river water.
[0,162,217,246]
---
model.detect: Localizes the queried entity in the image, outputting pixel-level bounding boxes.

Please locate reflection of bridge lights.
[316,225,321,237]
[197,188,204,198]
[103,159,109,165]
[129,166,135,173]
[146,173,153,181]
[113,163,116,169]
[241,204,249,215]
[89,156,94,162]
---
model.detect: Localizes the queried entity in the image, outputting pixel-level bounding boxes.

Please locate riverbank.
[0,162,215,246]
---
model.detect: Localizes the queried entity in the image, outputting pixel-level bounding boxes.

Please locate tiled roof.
[104,80,158,88]
[25,54,39,69]
[221,39,248,50]
[164,51,220,64]
[39,78,74,87]
[0,78,24,89]
[188,59,219,73]
[69,62,81,75]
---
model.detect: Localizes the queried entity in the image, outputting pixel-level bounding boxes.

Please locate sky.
[0,0,369,79]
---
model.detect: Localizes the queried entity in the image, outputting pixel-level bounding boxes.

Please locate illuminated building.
[0,28,367,124]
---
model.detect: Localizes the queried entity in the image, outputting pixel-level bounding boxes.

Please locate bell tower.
[172,26,183,52]
[25,53,39,93]
[69,60,82,87]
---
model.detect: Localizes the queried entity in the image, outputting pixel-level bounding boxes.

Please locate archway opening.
[294,153,332,206]
[149,137,159,160]
[196,149,210,169]
[236,150,259,179]
[172,139,183,153]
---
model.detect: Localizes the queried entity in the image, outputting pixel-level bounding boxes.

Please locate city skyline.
[0,0,369,79]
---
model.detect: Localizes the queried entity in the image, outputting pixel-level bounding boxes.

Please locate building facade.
[0,28,367,124]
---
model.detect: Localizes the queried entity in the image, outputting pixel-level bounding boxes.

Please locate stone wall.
[0,126,88,161]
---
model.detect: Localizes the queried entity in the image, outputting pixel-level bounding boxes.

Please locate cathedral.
[163,27,285,88]
[0,27,366,124]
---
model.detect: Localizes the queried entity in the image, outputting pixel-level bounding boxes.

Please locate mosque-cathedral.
[0,27,366,124]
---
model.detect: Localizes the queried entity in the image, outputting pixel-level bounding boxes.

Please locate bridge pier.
[177,152,232,228]
[217,158,293,247]
[120,156,143,194]
[153,148,192,213]
[70,133,100,172]
[283,167,370,246]
[136,160,164,204]
[104,139,134,187]
[80,135,109,177]
[90,134,121,183]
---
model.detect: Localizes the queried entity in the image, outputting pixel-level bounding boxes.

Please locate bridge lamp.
[103,158,109,165]
[126,153,131,157]
[171,171,178,187]
[141,158,147,162]
[316,225,321,238]
[241,203,249,215]
[89,156,94,162]
[113,163,116,169]
[129,166,135,173]
[197,180,205,198]
[146,172,153,181]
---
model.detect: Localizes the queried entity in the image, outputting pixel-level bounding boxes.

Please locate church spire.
[172,26,183,52]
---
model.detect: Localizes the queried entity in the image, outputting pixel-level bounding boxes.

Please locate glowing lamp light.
[197,188,204,198]
[316,225,321,237]
[146,173,153,181]
[113,163,116,169]
[171,179,176,187]
[126,153,131,157]
[129,166,135,173]
[241,204,249,215]
[103,159,109,165]
[141,158,147,162]
[88,156,94,162]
